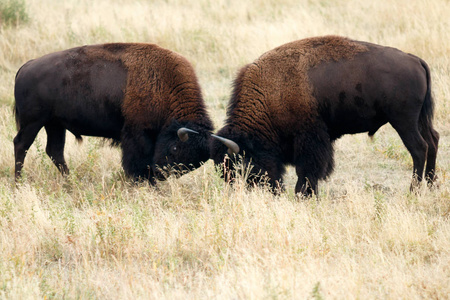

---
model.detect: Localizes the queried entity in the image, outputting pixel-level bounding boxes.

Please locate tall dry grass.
[0,0,449,298]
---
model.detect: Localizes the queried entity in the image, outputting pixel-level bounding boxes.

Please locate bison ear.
[211,134,240,155]
[177,127,199,142]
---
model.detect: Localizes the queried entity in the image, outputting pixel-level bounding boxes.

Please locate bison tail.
[418,59,435,133]
[13,64,26,132]
[13,103,20,131]
[13,101,20,131]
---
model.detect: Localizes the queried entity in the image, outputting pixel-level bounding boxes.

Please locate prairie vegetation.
[0,0,449,298]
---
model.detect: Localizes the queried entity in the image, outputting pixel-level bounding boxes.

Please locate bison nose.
[152,165,168,181]
[152,163,191,181]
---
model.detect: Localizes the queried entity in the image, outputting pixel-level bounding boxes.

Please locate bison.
[14,43,213,183]
[211,35,439,196]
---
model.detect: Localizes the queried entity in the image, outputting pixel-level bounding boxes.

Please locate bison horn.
[177,127,199,142]
[211,134,240,155]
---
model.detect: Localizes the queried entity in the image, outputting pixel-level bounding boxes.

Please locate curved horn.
[177,127,199,142]
[211,134,240,155]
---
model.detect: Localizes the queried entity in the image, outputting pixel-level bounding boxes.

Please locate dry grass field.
[1,0,449,298]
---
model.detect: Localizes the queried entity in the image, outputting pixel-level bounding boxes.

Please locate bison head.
[210,126,284,192]
[152,121,212,180]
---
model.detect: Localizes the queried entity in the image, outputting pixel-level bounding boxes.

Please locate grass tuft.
[0,0,29,27]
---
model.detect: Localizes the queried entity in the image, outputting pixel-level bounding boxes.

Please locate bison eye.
[172,145,177,152]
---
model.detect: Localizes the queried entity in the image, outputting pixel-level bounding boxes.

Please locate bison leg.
[392,123,428,191]
[295,166,319,197]
[421,127,439,186]
[293,130,334,197]
[45,123,69,175]
[14,121,44,179]
[121,126,156,183]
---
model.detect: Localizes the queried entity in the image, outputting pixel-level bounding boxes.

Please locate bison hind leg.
[420,126,439,186]
[45,123,69,175]
[14,121,44,180]
[391,122,428,191]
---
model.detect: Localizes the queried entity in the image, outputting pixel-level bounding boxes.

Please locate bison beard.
[14,43,213,183]
[211,35,439,197]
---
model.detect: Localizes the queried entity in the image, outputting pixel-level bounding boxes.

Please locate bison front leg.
[293,129,334,198]
[295,166,318,197]
[121,126,156,184]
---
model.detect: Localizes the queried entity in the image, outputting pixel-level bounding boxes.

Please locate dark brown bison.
[14,43,213,182]
[211,36,439,196]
